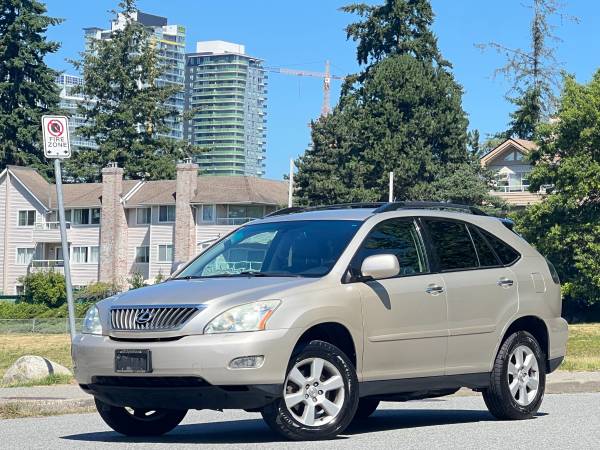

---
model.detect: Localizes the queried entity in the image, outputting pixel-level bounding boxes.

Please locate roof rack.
[266,203,385,217]
[373,201,489,216]
[266,201,488,218]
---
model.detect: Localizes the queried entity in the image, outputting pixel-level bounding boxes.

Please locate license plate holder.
[115,349,152,373]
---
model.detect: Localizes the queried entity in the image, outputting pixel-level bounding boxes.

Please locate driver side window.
[352,219,428,277]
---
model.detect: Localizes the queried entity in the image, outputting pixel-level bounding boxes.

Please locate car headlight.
[82,305,102,335]
[204,300,281,334]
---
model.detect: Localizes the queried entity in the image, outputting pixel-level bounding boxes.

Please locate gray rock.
[2,355,72,384]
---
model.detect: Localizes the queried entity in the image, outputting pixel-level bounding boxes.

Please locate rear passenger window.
[467,225,501,267]
[479,229,521,265]
[352,219,428,276]
[425,220,479,271]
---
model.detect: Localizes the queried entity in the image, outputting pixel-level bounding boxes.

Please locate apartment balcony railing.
[29,260,65,274]
[32,222,71,243]
[215,217,259,226]
[493,185,531,193]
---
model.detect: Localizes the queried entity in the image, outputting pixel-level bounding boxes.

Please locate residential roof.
[126,176,289,206]
[5,166,288,210]
[6,166,140,209]
[480,138,538,166]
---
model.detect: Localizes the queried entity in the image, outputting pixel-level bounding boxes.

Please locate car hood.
[104,276,318,308]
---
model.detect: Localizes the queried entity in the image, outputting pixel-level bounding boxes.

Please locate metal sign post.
[42,115,76,340]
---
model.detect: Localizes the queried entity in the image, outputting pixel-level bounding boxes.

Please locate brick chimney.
[174,159,198,263]
[99,163,128,287]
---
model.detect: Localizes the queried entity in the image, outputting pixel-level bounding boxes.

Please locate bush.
[18,271,66,308]
[0,301,95,319]
[128,272,146,290]
[74,282,119,302]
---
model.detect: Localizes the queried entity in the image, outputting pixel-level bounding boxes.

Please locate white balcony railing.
[34,222,71,230]
[215,217,259,226]
[493,185,530,193]
[29,260,65,273]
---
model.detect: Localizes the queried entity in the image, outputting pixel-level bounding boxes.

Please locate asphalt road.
[1,393,598,449]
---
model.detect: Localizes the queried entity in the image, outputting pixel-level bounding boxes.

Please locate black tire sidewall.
[263,340,359,440]
[499,331,546,416]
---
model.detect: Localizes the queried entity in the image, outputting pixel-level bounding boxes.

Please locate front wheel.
[94,398,187,436]
[261,340,359,440]
[483,331,546,420]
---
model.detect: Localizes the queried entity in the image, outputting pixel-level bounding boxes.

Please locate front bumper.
[72,328,298,387]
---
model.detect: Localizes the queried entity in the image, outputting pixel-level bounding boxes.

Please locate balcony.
[215,217,259,226]
[493,184,531,193]
[32,222,71,243]
[29,260,65,274]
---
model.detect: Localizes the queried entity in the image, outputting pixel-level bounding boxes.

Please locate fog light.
[229,355,265,369]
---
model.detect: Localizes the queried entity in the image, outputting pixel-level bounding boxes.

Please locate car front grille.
[110,305,202,332]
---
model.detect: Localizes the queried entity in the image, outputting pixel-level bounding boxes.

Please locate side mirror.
[360,254,400,281]
[170,260,185,275]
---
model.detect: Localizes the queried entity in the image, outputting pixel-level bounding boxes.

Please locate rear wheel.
[352,398,380,421]
[94,398,187,436]
[261,340,359,440]
[483,331,546,420]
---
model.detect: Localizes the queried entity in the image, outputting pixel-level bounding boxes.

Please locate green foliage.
[74,282,119,302]
[66,0,198,182]
[0,301,94,319]
[0,0,62,177]
[18,271,66,308]
[127,272,146,290]
[515,72,600,308]
[296,0,496,207]
[154,271,166,284]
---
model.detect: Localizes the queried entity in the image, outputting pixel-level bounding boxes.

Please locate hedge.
[0,301,95,319]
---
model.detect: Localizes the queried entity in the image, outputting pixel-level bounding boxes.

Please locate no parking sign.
[42,115,71,158]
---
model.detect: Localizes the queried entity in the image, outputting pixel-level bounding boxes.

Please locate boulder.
[2,355,72,384]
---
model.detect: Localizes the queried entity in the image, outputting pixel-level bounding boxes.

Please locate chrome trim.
[110,304,205,332]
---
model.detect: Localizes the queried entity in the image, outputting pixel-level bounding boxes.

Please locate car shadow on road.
[60,407,547,445]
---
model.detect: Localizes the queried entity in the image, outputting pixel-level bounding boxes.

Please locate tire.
[352,398,380,421]
[261,340,359,441]
[94,398,187,436]
[483,331,546,420]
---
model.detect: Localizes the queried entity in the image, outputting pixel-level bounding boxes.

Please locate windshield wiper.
[175,275,205,280]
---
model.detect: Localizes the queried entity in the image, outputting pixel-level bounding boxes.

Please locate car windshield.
[176,220,362,279]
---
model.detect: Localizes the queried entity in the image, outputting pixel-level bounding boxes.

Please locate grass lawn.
[0,324,598,386]
[0,334,73,386]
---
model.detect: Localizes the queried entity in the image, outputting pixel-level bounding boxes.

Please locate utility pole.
[321,60,331,116]
[288,159,295,207]
[389,172,394,202]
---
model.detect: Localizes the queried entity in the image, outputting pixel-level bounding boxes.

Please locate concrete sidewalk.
[1,370,599,406]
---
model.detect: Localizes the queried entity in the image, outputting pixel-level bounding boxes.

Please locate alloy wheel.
[283,357,346,426]
[507,345,540,406]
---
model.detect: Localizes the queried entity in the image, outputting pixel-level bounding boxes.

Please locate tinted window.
[468,225,501,267]
[178,220,361,278]
[479,229,521,265]
[426,220,479,271]
[353,219,427,276]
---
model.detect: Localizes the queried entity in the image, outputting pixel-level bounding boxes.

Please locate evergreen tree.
[515,72,600,310]
[478,0,577,139]
[296,0,497,207]
[0,0,62,177]
[66,0,195,182]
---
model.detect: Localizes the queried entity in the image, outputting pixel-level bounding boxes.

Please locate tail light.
[545,258,560,284]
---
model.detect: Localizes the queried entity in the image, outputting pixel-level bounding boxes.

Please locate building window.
[157,244,174,262]
[136,207,152,225]
[201,205,215,223]
[16,248,35,265]
[91,208,101,224]
[16,285,24,295]
[135,246,150,263]
[18,210,36,227]
[89,246,99,264]
[159,205,175,222]
[72,246,89,264]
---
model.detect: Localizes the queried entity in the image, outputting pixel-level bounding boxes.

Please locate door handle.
[425,284,445,295]
[497,277,514,288]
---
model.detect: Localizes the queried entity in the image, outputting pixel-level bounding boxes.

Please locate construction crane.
[265,61,345,116]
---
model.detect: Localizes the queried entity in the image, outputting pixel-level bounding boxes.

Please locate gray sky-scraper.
[184,41,267,176]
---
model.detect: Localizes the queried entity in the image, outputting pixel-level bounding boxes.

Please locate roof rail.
[373,201,489,216]
[266,202,385,217]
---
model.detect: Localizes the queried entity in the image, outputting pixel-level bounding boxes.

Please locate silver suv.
[73,202,568,441]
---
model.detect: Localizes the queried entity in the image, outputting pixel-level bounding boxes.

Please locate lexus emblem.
[135,310,153,325]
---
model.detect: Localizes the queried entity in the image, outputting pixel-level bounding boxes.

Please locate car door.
[422,218,519,375]
[351,218,448,381]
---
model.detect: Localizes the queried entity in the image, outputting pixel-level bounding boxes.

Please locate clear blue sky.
[42,0,600,180]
